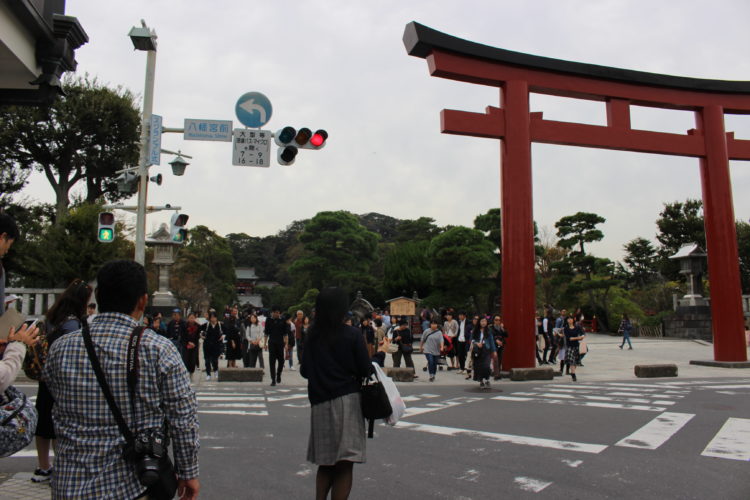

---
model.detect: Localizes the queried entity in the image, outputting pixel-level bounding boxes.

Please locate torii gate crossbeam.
[404,21,749,369]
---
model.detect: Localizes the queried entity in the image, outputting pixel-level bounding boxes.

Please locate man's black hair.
[271,305,281,312]
[95,260,148,315]
[0,213,19,240]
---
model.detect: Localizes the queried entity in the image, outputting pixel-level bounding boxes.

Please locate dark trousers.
[542,334,551,362]
[247,346,264,368]
[392,348,414,368]
[297,339,304,365]
[204,350,219,376]
[457,340,468,371]
[184,346,199,374]
[268,342,285,381]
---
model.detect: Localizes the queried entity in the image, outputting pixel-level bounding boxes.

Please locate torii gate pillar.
[404,21,749,368]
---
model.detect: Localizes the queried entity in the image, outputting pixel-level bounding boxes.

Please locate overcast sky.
[20,0,750,261]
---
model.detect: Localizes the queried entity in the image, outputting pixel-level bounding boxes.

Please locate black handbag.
[360,373,392,439]
[82,322,178,500]
[400,344,413,355]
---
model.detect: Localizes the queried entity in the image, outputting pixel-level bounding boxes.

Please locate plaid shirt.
[43,312,199,500]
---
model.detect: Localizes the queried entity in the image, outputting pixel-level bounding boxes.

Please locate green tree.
[395,217,441,243]
[655,199,705,279]
[0,76,140,221]
[225,232,279,280]
[289,211,379,292]
[736,221,750,293]
[473,208,501,250]
[425,226,495,306]
[623,237,659,287]
[6,201,133,287]
[288,288,319,317]
[555,212,606,280]
[173,225,236,310]
[382,240,432,298]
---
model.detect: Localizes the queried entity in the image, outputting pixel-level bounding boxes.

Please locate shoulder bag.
[360,367,392,439]
[82,322,177,500]
[0,385,38,457]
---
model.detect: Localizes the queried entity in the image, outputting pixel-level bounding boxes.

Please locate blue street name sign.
[184,119,233,141]
[147,114,162,166]
[235,92,272,128]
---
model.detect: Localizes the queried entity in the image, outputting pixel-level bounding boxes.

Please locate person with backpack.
[32,279,92,483]
[420,320,444,382]
[301,288,372,500]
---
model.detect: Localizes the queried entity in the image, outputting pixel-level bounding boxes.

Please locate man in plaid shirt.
[44,260,200,499]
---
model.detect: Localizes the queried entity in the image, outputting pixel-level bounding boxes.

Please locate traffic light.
[170,213,189,244]
[298,129,328,150]
[97,212,115,243]
[274,126,299,165]
[116,172,139,195]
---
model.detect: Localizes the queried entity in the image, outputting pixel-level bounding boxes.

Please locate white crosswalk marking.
[196,391,268,416]
[615,412,695,450]
[403,397,481,418]
[395,421,608,454]
[701,418,750,461]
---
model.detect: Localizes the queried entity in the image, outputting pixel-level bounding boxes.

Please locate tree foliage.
[426,226,495,306]
[5,201,132,287]
[655,199,705,280]
[289,211,379,292]
[382,240,431,298]
[173,225,236,310]
[555,212,606,255]
[623,237,659,287]
[0,75,140,220]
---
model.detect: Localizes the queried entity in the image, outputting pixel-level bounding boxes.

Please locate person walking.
[183,313,201,376]
[167,309,188,359]
[360,317,375,358]
[420,320,444,382]
[223,307,243,368]
[464,315,480,380]
[443,312,459,370]
[265,306,289,386]
[392,319,414,369]
[285,313,298,371]
[203,312,224,381]
[245,313,265,369]
[563,316,585,381]
[301,287,372,500]
[456,312,471,374]
[491,315,508,380]
[618,313,633,350]
[471,317,495,388]
[294,310,306,367]
[42,260,199,499]
[32,279,92,483]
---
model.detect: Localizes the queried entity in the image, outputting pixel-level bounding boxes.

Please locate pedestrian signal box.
[98,212,115,243]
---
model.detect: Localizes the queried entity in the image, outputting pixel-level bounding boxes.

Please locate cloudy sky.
[21,0,750,261]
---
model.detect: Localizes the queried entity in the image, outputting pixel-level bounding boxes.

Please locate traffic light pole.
[134,48,157,266]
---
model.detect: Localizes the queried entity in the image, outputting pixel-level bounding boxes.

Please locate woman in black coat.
[301,288,372,500]
[203,312,224,380]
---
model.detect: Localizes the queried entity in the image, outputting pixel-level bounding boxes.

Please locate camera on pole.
[97,212,116,243]
[170,213,189,244]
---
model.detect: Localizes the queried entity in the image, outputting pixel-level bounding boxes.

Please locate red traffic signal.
[310,130,328,148]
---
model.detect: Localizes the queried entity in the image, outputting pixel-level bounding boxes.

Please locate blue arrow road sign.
[235,92,272,128]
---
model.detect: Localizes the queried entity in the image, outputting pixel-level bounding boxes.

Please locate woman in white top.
[245,314,265,369]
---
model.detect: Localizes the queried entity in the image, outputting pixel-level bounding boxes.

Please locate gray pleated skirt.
[307,392,366,465]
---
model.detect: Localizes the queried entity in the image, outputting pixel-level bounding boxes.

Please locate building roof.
[235,267,259,280]
[669,243,707,260]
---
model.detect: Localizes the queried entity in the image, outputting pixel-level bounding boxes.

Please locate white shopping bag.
[372,362,406,426]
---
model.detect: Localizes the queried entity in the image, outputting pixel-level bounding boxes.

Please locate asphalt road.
[4,373,750,499]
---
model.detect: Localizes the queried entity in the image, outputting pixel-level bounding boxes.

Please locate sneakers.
[571,373,577,382]
[484,379,491,388]
[290,366,296,371]
[429,376,435,382]
[271,380,276,386]
[479,381,485,388]
[31,468,52,483]
[205,374,212,381]
[619,345,623,349]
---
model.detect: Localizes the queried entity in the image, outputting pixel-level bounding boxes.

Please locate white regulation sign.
[232,129,271,167]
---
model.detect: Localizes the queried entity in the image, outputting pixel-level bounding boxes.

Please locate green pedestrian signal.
[97,212,116,243]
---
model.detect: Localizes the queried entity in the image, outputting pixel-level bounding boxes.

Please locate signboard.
[235,92,272,128]
[387,297,417,316]
[147,114,162,166]
[184,119,232,141]
[232,129,271,167]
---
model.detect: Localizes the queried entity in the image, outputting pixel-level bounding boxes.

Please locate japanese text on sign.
[184,119,232,142]
[232,129,271,167]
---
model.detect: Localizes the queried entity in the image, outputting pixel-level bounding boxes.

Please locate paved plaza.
[2,334,749,499]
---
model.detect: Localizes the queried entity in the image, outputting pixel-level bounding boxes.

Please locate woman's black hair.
[308,287,349,344]
[46,279,92,327]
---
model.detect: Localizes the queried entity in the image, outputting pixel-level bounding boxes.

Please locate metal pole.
[135,49,157,265]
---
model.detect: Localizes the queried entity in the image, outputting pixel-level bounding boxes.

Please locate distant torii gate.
[404,21,749,369]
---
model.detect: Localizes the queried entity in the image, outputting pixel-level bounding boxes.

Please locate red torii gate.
[403,21,749,369]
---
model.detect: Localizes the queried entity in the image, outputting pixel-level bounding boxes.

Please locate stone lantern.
[146,223,180,307]
[669,243,708,307]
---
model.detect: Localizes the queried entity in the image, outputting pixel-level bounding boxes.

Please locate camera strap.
[81,321,137,446]
[126,325,145,424]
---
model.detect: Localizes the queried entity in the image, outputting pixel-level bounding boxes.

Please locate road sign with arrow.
[235,92,272,128]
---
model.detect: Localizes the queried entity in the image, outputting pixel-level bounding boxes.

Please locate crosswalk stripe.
[615,412,695,450]
[403,397,481,418]
[197,396,264,401]
[701,418,750,461]
[493,395,667,412]
[198,410,269,416]
[395,421,608,454]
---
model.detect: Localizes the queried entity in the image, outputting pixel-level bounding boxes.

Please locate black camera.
[130,428,168,486]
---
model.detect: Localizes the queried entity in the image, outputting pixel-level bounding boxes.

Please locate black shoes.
[571,373,577,382]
